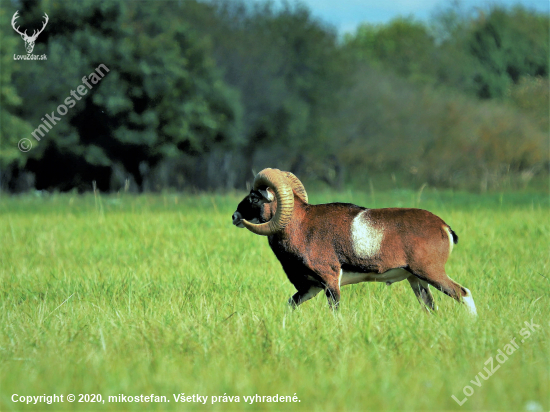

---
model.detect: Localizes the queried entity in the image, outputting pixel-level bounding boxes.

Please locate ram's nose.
[232,212,244,227]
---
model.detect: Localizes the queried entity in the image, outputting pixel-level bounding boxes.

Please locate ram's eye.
[251,197,260,204]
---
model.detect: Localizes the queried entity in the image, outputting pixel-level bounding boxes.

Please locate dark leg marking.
[407,276,436,312]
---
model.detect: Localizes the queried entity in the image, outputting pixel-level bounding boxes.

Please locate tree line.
[0,0,548,193]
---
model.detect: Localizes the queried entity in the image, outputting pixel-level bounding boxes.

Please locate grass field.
[1,189,548,411]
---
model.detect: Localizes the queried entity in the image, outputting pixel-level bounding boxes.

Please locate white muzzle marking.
[232,211,250,228]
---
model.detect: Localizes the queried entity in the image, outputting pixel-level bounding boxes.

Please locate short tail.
[449,227,458,244]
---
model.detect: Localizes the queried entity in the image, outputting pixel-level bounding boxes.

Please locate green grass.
[1,189,548,411]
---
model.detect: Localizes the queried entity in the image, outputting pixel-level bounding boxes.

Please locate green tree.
[204,1,350,184]
[466,6,549,98]
[10,0,242,191]
[0,6,35,190]
[344,17,438,84]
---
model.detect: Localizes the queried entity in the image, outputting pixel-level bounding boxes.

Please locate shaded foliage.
[0,6,35,189]
[4,0,241,191]
[0,0,548,193]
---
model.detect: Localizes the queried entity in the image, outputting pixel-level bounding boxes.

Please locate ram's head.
[232,168,308,236]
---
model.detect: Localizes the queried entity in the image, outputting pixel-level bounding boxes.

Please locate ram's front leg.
[321,269,342,310]
[325,283,341,310]
[288,286,323,308]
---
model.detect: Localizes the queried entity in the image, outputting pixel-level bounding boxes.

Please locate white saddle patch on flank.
[350,210,384,259]
[339,268,410,287]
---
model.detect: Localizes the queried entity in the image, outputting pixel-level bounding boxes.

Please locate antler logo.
[11,10,49,54]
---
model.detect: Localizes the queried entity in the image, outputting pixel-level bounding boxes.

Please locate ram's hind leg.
[407,276,436,312]
[411,268,477,316]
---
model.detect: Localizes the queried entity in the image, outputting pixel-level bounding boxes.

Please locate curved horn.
[284,172,308,203]
[242,168,294,236]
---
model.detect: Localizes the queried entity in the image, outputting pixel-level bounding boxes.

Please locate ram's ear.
[258,188,275,202]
